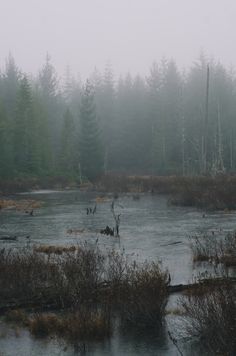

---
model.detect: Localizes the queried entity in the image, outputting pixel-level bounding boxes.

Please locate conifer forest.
[0,53,235,181]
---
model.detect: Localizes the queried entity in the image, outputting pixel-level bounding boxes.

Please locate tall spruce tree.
[3,53,20,118]
[60,108,76,175]
[38,54,61,169]
[0,101,13,177]
[14,76,39,174]
[79,81,104,181]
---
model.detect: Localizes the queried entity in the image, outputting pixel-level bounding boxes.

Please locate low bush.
[170,175,236,210]
[29,308,111,342]
[5,309,28,325]
[120,262,169,328]
[0,244,169,332]
[29,313,62,337]
[181,277,236,355]
[190,231,236,267]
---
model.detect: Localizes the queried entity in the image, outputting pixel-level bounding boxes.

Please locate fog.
[1,0,235,78]
[1,3,236,354]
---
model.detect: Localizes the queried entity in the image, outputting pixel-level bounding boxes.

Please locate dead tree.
[111,199,121,237]
[203,64,210,174]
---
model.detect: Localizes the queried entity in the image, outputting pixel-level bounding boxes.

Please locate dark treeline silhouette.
[0,53,235,181]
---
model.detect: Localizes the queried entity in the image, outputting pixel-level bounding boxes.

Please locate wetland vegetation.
[0,51,236,355]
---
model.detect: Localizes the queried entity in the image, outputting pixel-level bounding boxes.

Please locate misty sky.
[0,0,235,79]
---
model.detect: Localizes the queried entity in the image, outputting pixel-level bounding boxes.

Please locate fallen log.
[0,277,235,314]
[167,277,236,294]
[0,236,17,241]
[0,297,58,314]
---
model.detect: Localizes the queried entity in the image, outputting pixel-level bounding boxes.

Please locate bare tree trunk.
[181,117,185,176]
[111,199,120,237]
[217,101,224,172]
[230,132,233,170]
[203,64,210,174]
[162,135,166,170]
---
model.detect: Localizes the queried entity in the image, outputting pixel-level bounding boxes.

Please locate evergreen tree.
[60,108,76,175]
[32,90,52,174]
[3,53,20,117]
[39,54,58,99]
[38,54,62,169]
[0,101,13,177]
[100,63,115,171]
[14,76,39,174]
[79,81,104,181]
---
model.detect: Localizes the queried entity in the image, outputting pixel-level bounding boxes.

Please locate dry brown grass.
[34,245,77,255]
[29,313,63,337]
[0,199,42,211]
[66,228,85,234]
[28,309,111,342]
[63,310,111,341]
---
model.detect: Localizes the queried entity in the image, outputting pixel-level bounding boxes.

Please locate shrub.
[29,309,111,342]
[5,309,28,325]
[181,278,236,355]
[120,261,169,328]
[190,231,236,267]
[0,244,169,335]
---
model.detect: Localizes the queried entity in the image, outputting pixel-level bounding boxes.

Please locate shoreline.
[1,174,236,210]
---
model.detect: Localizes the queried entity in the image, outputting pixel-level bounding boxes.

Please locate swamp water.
[0,190,236,355]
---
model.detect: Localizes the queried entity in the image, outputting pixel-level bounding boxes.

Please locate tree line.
[0,53,236,181]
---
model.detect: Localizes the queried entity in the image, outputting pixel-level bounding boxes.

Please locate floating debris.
[67,228,85,234]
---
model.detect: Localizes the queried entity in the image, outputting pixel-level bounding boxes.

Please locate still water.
[0,190,235,355]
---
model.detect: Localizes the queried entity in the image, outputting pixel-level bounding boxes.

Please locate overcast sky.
[0,0,235,79]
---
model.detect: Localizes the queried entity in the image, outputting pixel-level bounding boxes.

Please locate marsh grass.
[33,245,77,255]
[98,174,236,210]
[169,175,236,210]
[28,308,112,343]
[29,313,63,337]
[181,277,236,355]
[190,235,218,263]
[120,262,169,328]
[0,244,169,341]
[0,199,42,211]
[190,231,236,267]
[97,174,189,194]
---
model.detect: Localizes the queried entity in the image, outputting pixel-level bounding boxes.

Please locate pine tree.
[79,81,104,181]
